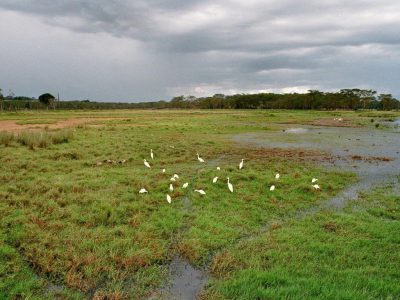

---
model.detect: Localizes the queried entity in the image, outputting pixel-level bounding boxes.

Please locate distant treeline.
[0,89,399,111]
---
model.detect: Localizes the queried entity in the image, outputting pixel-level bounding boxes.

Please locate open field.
[0,110,399,299]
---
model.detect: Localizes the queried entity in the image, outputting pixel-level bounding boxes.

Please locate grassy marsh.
[0,109,399,299]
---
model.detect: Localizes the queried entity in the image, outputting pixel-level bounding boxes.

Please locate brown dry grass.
[233,147,333,162]
[0,117,126,132]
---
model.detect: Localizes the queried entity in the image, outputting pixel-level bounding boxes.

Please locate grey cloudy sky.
[0,0,399,102]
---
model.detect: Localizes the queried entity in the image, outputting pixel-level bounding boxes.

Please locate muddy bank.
[311,118,355,127]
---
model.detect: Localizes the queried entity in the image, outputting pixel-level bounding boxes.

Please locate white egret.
[167,194,172,203]
[275,173,280,180]
[162,168,166,173]
[169,184,174,192]
[227,177,233,193]
[197,153,205,163]
[173,174,179,179]
[213,176,218,183]
[170,177,176,182]
[139,188,148,194]
[270,185,275,191]
[194,189,206,195]
[182,182,189,189]
[150,149,154,160]
[144,159,151,168]
[312,178,318,183]
[312,184,320,190]
[217,166,221,171]
[239,159,244,170]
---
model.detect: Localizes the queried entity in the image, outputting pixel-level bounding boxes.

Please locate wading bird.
[182,182,189,188]
[312,184,320,190]
[270,185,275,191]
[213,176,218,183]
[162,168,166,173]
[227,177,233,193]
[150,149,154,160]
[239,159,244,170]
[167,194,172,203]
[170,177,176,182]
[144,159,151,168]
[139,188,148,194]
[197,153,205,163]
[312,178,318,183]
[217,166,221,171]
[275,173,280,180]
[169,184,174,192]
[173,174,179,179]
[194,189,206,195]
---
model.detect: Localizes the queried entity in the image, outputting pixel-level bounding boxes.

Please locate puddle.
[383,118,400,131]
[149,197,207,300]
[234,122,400,209]
[157,257,208,300]
[181,196,193,212]
[283,127,309,134]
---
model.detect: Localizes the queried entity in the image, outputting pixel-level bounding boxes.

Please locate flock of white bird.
[139,149,320,203]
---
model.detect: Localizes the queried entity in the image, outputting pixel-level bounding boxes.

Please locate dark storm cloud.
[0,0,399,101]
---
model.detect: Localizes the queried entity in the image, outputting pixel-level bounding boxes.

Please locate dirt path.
[0,117,129,132]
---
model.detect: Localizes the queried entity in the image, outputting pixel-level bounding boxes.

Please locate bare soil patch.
[0,118,124,133]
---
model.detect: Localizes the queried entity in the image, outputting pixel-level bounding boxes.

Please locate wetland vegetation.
[0,109,399,299]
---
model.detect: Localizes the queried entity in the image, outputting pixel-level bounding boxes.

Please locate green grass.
[0,131,14,147]
[203,184,400,299]
[0,109,398,299]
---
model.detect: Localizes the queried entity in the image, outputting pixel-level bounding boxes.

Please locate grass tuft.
[15,129,74,149]
[0,131,14,147]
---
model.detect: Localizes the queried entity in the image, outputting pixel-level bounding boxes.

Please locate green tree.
[39,93,56,109]
[378,94,399,110]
